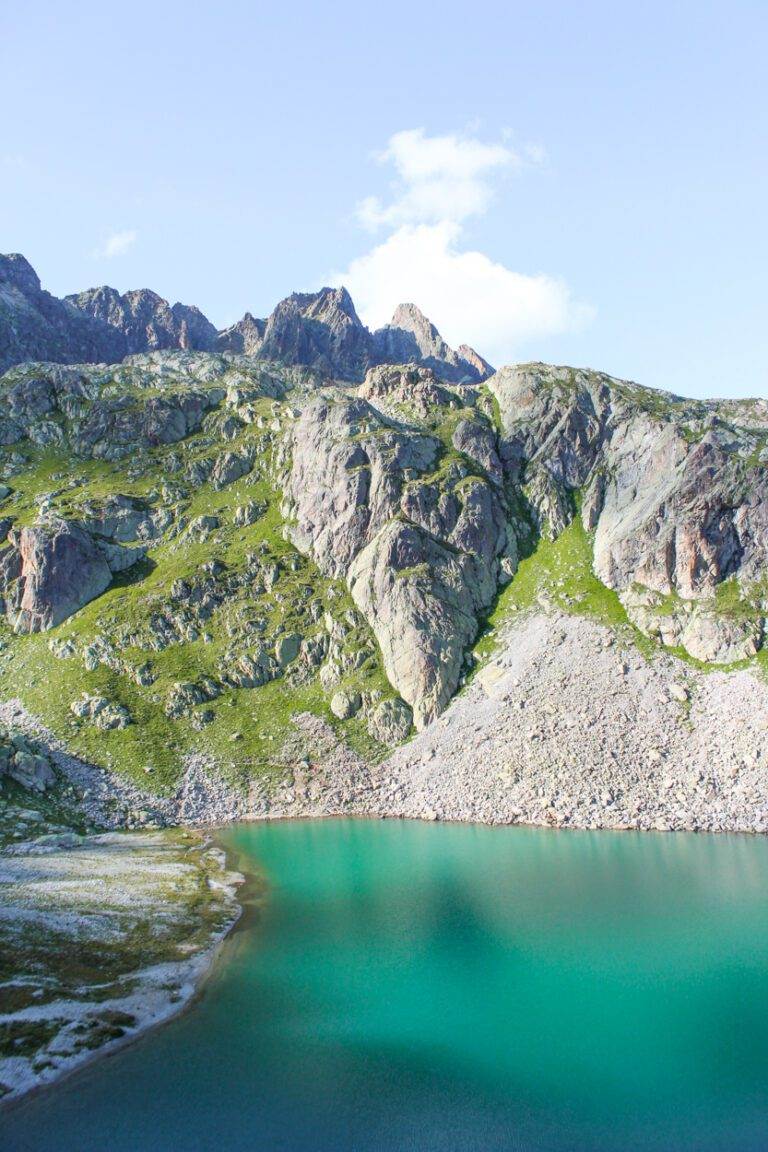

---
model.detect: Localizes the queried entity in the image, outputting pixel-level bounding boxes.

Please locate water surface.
[5,820,768,1150]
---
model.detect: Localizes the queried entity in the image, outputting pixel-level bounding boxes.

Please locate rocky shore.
[0,806,243,1104]
[4,607,768,837]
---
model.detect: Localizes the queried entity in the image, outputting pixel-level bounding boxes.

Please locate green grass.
[474,516,629,661]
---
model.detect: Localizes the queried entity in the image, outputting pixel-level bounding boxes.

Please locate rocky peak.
[373,303,492,384]
[216,312,266,356]
[391,302,438,337]
[0,253,42,296]
[457,343,494,380]
[66,286,218,355]
[258,286,374,380]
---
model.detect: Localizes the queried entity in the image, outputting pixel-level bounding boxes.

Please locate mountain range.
[0,253,491,383]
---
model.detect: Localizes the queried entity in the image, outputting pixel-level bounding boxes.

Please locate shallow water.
[5,819,768,1151]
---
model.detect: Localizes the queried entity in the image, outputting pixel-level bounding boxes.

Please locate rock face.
[487,363,768,658]
[0,517,145,633]
[286,391,512,726]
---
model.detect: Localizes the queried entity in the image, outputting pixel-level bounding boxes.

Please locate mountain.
[1,343,768,789]
[0,254,493,383]
[1,239,768,1117]
[1,255,768,844]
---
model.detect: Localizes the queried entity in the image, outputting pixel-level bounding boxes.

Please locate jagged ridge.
[0,254,492,384]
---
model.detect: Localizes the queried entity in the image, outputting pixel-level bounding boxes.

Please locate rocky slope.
[0,268,767,832]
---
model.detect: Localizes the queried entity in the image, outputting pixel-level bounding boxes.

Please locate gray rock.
[368,698,413,745]
[187,514,220,539]
[70,694,131,730]
[211,451,251,490]
[330,690,362,720]
[0,518,113,632]
[233,501,265,527]
[7,749,55,792]
[275,633,302,668]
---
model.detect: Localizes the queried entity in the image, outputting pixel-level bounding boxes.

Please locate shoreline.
[0,835,245,1109]
[0,898,240,1115]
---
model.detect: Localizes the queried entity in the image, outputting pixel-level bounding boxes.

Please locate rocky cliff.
[0,266,767,830]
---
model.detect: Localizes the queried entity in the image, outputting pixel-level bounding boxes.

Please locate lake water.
[5,819,768,1151]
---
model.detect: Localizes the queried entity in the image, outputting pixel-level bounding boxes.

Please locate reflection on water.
[5,820,768,1151]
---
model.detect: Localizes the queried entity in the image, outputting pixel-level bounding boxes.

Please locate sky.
[1,0,766,398]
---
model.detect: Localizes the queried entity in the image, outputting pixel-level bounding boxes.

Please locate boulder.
[681,612,763,663]
[275,633,302,668]
[211,451,252,490]
[8,749,55,792]
[368,698,413,745]
[187,514,220,539]
[330,690,362,720]
[233,501,265,527]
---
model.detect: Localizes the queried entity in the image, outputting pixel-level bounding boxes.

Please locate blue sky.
[2,0,766,398]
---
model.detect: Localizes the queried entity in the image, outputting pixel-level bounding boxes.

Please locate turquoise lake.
[5,819,768,1150]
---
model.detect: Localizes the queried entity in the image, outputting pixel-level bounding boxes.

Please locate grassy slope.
[0,395,392,793]
[473,515,632,663]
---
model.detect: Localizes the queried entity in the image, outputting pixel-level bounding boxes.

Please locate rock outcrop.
[0,517,145,633]
[488,363,768,658]
[286,391,512,725]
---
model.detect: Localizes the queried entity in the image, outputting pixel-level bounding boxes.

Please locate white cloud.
[331,128,593,366]
[357,128,519,230]
[1,153,28,170]
[337,222,594,365]
[94,229,138,259]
